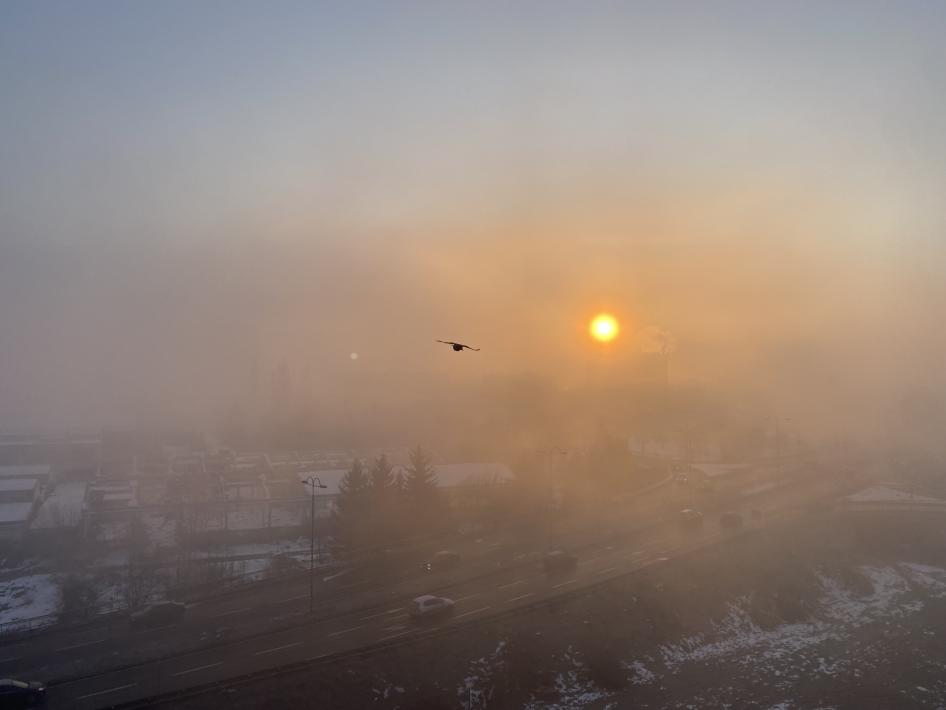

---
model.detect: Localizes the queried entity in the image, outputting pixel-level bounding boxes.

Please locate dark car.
[0,679,47,708]
[719,511,744,531]
[542,550,578,573]
[424,550,461,573]
[678,508,704,529]
[130,601,186,629]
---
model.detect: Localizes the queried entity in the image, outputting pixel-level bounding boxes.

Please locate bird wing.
[436,340,457,346]
[463,345,480,351]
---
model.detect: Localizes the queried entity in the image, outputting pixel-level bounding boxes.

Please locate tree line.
[332,446,449,551]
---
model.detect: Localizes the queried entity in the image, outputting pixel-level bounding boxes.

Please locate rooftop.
[0,502,33,524]
[0,464,51,479]
[0,478,39,493]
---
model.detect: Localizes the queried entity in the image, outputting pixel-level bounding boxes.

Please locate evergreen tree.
[403,446,448,534]
[333,459,369,549]
[337,458,368,500]
[404,446,438,501]
[369,454,395,492]
[393,466,407,494]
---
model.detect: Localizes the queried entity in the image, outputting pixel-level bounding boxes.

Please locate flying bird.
[437,340,480,352]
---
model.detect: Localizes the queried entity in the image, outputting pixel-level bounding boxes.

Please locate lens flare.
[590,313,619,342]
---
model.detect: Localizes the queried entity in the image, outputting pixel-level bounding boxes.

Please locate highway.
[3,462,846,709]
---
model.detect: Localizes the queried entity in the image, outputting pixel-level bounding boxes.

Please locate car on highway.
[719,511,744,531]
[674,473,689,485]
[694,479,716,493]
[424,549,461,572]
[0,678,47,708]
[410,595,455,621]
[542,550,578,573]
[129,601,187,629]
[678,508,704,529]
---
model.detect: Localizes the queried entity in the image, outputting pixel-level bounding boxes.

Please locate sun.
[589,313,619,342]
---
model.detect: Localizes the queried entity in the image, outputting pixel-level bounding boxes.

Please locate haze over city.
[2,2,945,449]
[2,4,946,710]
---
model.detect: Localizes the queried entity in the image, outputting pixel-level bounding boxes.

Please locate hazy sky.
[1,2,945,436]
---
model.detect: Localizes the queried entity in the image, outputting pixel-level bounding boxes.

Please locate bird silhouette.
[437,340,480,352]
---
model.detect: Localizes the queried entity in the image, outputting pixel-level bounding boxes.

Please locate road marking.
[360,609,395,621]
[57,638,106,652]
[578,557,600,566]
[455,606,491,620]
[323,569,351,582]
[171,662,223,677]
[306,653,329,662]
[598,566,617,575]
[553,579,577,589]
[0,657,21,664]
[379,630,413,642]
[255,641,304,655]
[327,625,365,637]
[453,593,480,603]
[212,607,251,618]
[279,595,308,603]
[385,607,404,614]
[387,613,409,621]
[382,624,407,632]
[339,581,369,591]
[497,579,524,590]
[76,684,137,701]
[507,593,535,603]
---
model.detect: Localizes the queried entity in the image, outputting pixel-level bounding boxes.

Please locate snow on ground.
[457,640,506,709]
[622,660,656,685]
[524,647,609,709]
[660,563,946,683]
[661,564,938,674]
[491,562,946,708]
[31,482,86,529]
[0,573,60,624]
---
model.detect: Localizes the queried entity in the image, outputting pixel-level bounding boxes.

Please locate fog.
[7,6,946,709]
[2,203,945,454]
[2,2,946,451]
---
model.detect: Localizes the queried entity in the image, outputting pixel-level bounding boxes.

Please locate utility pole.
[304,476,327,614]
[765,416,791,476]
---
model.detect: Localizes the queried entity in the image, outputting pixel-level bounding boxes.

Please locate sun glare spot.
[590,314,619,342]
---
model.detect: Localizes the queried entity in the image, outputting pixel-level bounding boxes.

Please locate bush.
[59,574,97,622]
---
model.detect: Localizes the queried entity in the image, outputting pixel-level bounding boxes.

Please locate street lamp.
[303,476,327,614]
[764,416,792,475]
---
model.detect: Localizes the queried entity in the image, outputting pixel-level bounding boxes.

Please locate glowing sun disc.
[590,313,619,342]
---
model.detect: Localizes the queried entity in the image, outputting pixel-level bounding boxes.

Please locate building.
[0,477,42,543]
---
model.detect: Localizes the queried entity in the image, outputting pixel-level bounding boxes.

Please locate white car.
[410,595,455,621]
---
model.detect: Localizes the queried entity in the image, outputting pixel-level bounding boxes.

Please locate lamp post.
[304,476,327,614]
[764,416,792,476]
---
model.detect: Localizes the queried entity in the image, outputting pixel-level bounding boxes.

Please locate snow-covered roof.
[0,502,33,524]
[690,463,751,479]
[0,464,50,479]
[31,482,87,529]
[844,486,946,505]
[432,463,513,487]
[0,478,38,493]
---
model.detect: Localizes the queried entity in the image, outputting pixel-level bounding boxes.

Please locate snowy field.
[450,562,946,709]
[0,573,60,626]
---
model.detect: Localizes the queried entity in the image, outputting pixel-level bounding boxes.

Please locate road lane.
[39,474,845,708]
